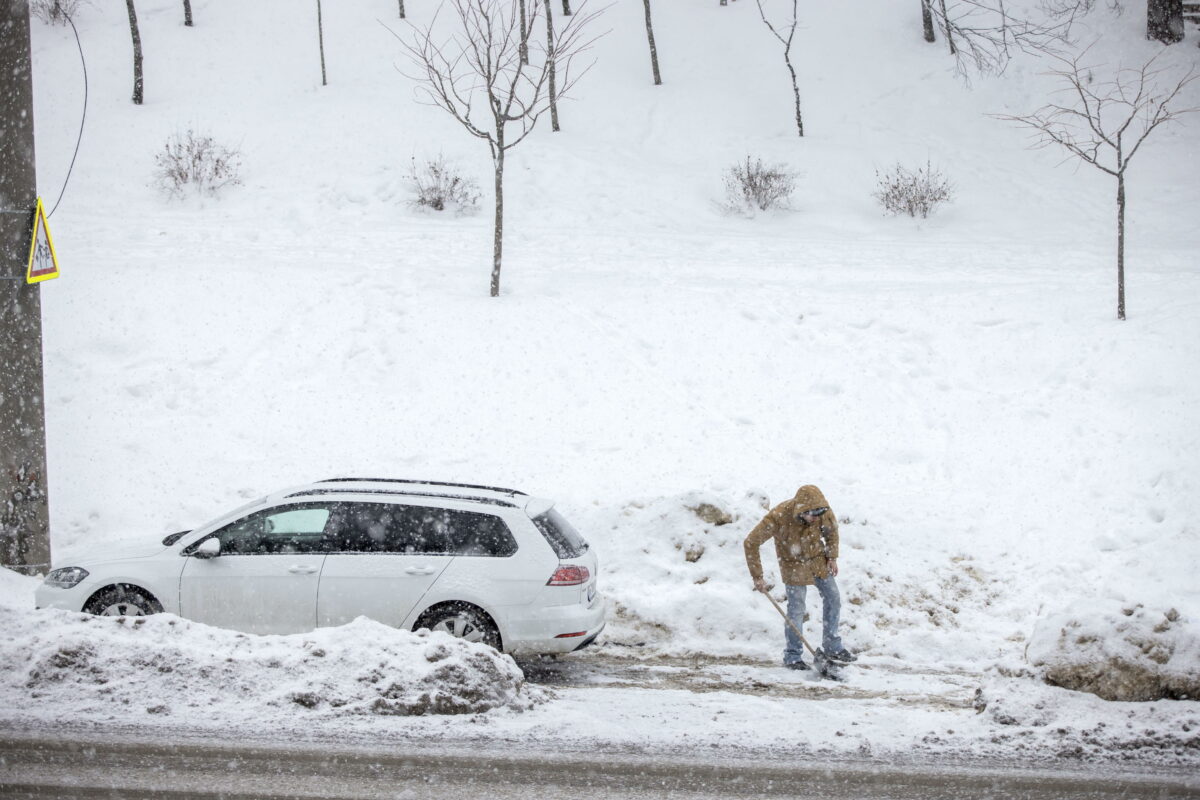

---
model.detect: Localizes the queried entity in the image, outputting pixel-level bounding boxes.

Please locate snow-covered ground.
[5,0,1198,769]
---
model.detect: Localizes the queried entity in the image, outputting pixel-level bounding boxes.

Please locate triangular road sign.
[26,197,60,284]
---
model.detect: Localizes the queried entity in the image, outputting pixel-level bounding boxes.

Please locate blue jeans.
[784,576,844,665]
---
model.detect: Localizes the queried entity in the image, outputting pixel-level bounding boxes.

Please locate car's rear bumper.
[504,596,606,655]
[569,622,605,652]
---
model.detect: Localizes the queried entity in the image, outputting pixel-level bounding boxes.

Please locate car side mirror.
[194,538,221,559]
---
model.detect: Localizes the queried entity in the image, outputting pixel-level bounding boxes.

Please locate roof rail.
[318,478,528,497]
[288,488,518,507]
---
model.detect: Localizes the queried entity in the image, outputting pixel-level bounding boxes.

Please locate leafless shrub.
[873,161,953,218]
[153,129,242,199]
[30,0,83,24]
[723,156,797,213]
[408,154,480,214]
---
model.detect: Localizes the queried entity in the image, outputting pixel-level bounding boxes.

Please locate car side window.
[325,504,516,557]
[207,505,333,555]
[327,503,450,554]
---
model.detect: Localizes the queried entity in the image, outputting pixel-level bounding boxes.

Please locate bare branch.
[929,0,1071,81]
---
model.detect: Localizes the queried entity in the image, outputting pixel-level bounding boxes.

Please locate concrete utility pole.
[0,0,52,576]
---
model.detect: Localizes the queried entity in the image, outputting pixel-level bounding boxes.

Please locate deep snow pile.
[1027,602,1200,702]
[576,492,1010,666]
[1,572,547,721]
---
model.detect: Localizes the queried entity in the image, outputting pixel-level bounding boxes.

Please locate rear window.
[532,509,589,559]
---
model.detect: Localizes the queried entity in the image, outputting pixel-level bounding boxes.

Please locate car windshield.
[532,509,589,559]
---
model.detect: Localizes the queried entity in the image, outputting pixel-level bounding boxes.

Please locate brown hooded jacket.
[744,485,839,586]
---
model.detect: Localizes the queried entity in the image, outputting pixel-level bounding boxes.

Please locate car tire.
[416,603,501,650]
[83,585,163,617]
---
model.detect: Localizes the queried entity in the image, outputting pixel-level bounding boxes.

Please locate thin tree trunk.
[317,0,327,86]
[562,0,572,15]
[519,0,529,65]
[183,0,193,26]
[491,149,504,297]
[544,0,559,132]
[1117,172,1126,320]
[920,0,935,42]
[939,0,956,54]
[398,0,406,19]
[1146,0,1184,43]
[784,53,803,136]
[643,0,662,85]
[125,0,143,105]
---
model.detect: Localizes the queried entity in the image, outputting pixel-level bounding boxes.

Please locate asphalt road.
[1,734,1197,800]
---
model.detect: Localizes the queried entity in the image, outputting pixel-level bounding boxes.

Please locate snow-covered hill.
[7,0,1199,764]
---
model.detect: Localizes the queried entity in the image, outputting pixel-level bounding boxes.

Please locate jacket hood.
[792,485,829,514]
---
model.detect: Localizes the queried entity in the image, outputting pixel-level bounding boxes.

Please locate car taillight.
[547,565,590,586]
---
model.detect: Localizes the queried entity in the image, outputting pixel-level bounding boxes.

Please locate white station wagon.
[35,479,606,654]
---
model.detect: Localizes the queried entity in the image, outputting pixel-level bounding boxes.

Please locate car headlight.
[44,567,89,589]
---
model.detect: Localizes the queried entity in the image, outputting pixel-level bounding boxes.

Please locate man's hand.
[753,577,768,593]
[828,558,839,577]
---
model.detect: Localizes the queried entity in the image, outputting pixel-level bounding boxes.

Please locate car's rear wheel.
[83,585,163,617]
[416,603,501,650]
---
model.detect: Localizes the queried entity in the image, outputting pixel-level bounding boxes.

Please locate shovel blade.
[813,648,845,682]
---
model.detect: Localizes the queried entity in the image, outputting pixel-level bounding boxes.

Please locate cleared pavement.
[1,733,1197,799]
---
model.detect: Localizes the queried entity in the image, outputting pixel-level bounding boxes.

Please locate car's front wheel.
[416,603,501,650]
[83,585,163,617]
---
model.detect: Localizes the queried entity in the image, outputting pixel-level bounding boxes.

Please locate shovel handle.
[757,587,819,659]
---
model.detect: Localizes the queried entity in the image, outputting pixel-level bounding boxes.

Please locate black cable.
[47,9,88,220]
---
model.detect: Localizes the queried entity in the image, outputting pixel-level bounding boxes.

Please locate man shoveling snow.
[744,485,857,671]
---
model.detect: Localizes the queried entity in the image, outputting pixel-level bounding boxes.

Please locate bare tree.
[643,0,662,85]
[921,0,937,42]
[316,0,327,86]
[996,51,1197,320]
[562,0,572,14]
[399,0,406,19]
[183,0,193,26]
[925,0,1070,80]
[125,0,143,104]
[544,0,559,131]
[396,0,600,296]
[754,0,803,136]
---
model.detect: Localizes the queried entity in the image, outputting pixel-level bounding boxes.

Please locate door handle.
[404,566,436,576]
[288,565,318,574]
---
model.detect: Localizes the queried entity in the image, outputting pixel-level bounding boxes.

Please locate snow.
[7,608,545,720]
[1028,601,1200,701]
[4,0,1198,770]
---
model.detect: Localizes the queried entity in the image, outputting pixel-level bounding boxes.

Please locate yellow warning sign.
[26,197,60,284]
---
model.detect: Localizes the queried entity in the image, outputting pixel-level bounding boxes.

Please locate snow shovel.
[757,587,843,681]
